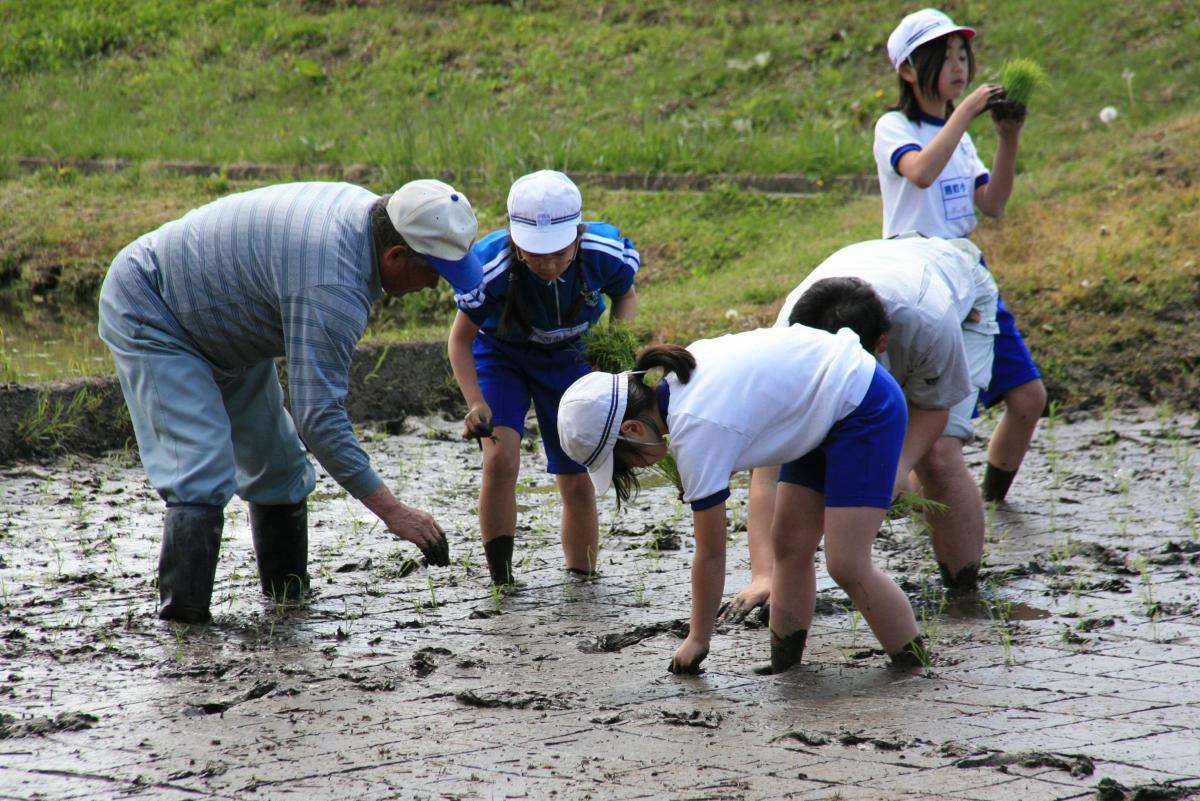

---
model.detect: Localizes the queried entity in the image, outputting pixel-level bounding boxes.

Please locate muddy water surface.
[1,410,1199,800]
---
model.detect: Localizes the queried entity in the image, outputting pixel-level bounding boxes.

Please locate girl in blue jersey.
[449,171,639,587]
[875,9,1046,536]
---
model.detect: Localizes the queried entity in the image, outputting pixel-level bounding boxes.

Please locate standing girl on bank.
[557,326,926,675]
[875,9,1046,528]
[449,170,639,587]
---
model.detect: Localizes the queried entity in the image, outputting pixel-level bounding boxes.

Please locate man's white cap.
[386,179,482,292]
[507,170,583,255]
[557,370,628,495]
[887,8,975,71]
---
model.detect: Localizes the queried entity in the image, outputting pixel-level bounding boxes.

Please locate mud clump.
[411,646,452,677]
[0,711,98,738]
[1096,777,1196,801]
[455,690,572,711]
[659,709,721,729]
[955,749,1095,777]
[579,619,689,653]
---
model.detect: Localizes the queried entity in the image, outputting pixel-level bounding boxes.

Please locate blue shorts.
[976,251,1041,408]
[778,364,907,509]
[473,334,591,474]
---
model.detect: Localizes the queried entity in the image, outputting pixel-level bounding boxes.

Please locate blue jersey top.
[455,222,639,350]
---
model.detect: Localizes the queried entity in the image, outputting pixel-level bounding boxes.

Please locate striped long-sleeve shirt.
[106,182,385,497]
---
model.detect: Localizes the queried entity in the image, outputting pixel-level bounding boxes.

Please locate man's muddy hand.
[668,637,709,675]
[716,579,770,625]
[387,504,451,566]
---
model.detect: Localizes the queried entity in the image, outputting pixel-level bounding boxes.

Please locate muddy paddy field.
[1,408,1199,801]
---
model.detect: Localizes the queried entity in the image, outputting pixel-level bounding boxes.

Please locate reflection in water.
[0,297,111,383]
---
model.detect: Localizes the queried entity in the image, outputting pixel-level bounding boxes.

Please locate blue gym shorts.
[472,334,591,474]
[778,363,907,509]
[976,293,1042,407]
[976,252,1041,408]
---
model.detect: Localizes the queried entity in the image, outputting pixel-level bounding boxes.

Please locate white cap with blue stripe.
[557,370,628,495]
[887,8,975,71]
[507,170,583,255]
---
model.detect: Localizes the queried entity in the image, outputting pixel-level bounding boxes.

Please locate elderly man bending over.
[99,180,482,624]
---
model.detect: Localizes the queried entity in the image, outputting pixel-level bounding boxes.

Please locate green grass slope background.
[0,0,1196,409]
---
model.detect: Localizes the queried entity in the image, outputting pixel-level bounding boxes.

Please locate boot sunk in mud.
[157,505,224,624]
[249,500,310,602]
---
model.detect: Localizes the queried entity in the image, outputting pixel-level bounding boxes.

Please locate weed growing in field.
[426,575,438,610]
[632,565,648,607]
[17,388,102,450]
[1136,555,1161,635]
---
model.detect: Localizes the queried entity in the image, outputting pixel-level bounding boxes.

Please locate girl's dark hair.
[497,242,586,339]
[787,277,891,353]
[611,345,696,506]
[895,33,975,121]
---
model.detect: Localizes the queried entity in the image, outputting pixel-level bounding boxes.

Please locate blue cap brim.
[423,250,482,293]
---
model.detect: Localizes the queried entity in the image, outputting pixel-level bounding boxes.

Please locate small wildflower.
[724,308,740,321]
[1098,106,1118,124]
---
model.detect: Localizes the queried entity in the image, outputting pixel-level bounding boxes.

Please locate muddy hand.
[463,403,496,448]
[716,581,770,625]
[420,526,451,567]
[390,505,451,567]
[963,83,1005,118]
[668,638,709,675]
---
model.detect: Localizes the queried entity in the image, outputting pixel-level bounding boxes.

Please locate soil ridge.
[0,341,455,464]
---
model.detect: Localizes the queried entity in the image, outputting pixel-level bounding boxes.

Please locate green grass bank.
[0,0,1197,409]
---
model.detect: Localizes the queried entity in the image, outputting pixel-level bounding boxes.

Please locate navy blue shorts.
[778,364,907,509]
[975,249,1040,409]
[976,293,1041,408]
[472,335,591,474]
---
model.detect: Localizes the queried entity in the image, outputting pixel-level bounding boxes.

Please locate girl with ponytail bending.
[557,326,928,675]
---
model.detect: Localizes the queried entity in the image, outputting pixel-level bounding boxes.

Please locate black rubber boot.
[483,535,515,587]
[981,464,1017,503]
[890,636,931,668]
[249,500,309,602]
[938,561,980,594]
[769,627,808,675]
[158,505,224,624]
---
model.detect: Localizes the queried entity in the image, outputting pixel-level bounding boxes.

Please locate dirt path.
[1,410,1198,800]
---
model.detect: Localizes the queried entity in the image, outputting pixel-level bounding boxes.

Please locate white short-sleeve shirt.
[776,238,999,410]
[665,326,877,508]
[873,111,990,239]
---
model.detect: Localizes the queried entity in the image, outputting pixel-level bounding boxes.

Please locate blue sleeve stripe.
[975,173,991,188]
[890,144,922,175]
[480,250,511,286]
[690,488,730,512]
[582,234,641,271]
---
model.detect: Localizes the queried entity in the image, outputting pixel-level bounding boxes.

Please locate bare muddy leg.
[984,378,1046,502]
